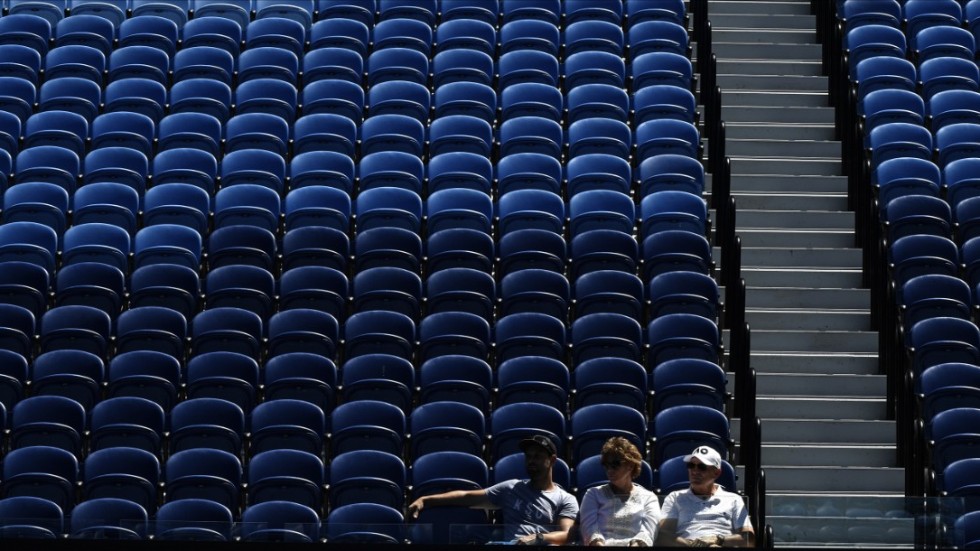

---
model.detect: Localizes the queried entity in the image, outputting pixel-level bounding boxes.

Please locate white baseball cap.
[683,446,722,468]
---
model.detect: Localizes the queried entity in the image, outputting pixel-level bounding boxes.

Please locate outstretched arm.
[407,488,494,520]
[513,516,576,546]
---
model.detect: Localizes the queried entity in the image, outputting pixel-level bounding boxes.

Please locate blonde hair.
[600,436,643,479]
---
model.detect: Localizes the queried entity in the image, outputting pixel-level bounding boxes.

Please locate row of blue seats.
[4,0,688,29]
[839,0,980,38]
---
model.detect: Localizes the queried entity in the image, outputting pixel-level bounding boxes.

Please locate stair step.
[737,228,856,248]
[741,267,865,288]
[746,308,870,330]
[711,173,848,193]
[710,29,817,45]
[753,419,896,445]
[731,192,849,210]
[756,396,887,419]
[750,329,878,353]
[723,138,841,158]
[721,104,835,123]
[729,157,842,176]
[724,122,837,141]
[716,73,828,91]
[757,373,886,397]
[707,42,822,60]
[750,353,880,375]
[719,90,829,107]
[746,287,869,309]
[737,209,854,229]
[765,466,905,493]
[761,443,897,468]
[769,516,913,548]
[708,13,817,30]
[707,0,814,16]
[717,59,824,77]
[739,246,863,268]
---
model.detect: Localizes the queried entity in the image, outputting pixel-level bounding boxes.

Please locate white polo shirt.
[661,485,752,540]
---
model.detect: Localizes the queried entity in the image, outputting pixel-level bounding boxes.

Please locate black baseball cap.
[519,434,558,456]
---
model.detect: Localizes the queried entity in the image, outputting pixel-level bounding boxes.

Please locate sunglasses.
[601,460,623,470]
[686,462,710,471]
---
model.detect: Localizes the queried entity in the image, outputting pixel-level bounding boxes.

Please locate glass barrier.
[766,495,972,548]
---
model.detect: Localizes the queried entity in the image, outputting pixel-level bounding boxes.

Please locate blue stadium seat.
[219,148,287,193]
[567,83,629,123]
[918,362,980,422]
[564,19,623,57]
[90,112,155,157]
[640,190,708,239]
[567,153,632,197]
[0,496,63,539]
[434,17,495,56]
[240,501,320,543]
[426,227,494,274]
[372,16,431,53]
[54,261,125,316]
[255,0,314,27]
[360,113,425,157]
[263,351,338,413]
[570,403,647,463]
[892,234,959,288]
[354,227,422,272]
[133,222,203,271]
[328,399,405,456]
[185,351,260,412]
[630,51,693,92]
[191,306,264,358]
[0,13,52,54]
[570,228,638,278]
[573,357,648,412]
[378,0,435,24]
[278,265,348,319]
[234,77,299,122]
[429,114,493,158]
[634,84,698,125]
[354,187,423,232]
[39,303,111,358]
[635,118,700,161]
[301,46,362,84]
[647,312,721,368]
[325,503,404,544]
[568,118,632,160]
[418,310,491,361]
[408,400,486,458]
[490,402,566,461]
[131,0,189,27]
[0,445,76,511]
[571,312,643,364]
[496,356,569,411]
[43,43,104,83]
[0,76,36,123]
[367,46,428,87]
[409,450,490,544]
[81,447,160,513]
[494,311,567,363]
[15,145,79,194]
[432,48,494,88]
[501,0,558,25]
[309,14,369,56]
[648,270,721,321]
[879,194,952,241]
[105,350,181,411]
[292,113,358,156]
[213,184,281,233]
[0,304,33,359]
[154,499,233,541]
[497,152,563,196]
[142,183,211,236]
[342,308,414,357]
[417,354,492,410]
[651,358,727,413]
[573,270,644,319]
[69,497,147,539]
[627,19,688,58]
[651,405,731,464]
[904,0,962,43]
[426,188,493,236]
[352,265,422,318]
[246,449,325,513]
[838,0,901,32]
[164,448,243,514]
[499,268,568,320]
[908,317,980,375]
[245,16,306,58]
[340,353,415,411]
[641,229,713,280]
[284,184,350,231]
[914,25,974,64]
[0,44,42,84]
[497,189,564,235]
[169,78,233,121]
[224,112,290,155]
[115,305,188,359]
[9,394,85,455]
[267,308,339,359]
[89,396,165,456]
[180,15,242,56]
[564,50,625,90]
[151,147,218,192]
[82,146,149,193]
[3,182,69,237]
[169,397,245,457]
[249,399,326,455]
[626,0,685,26]
[104,77,166,122]
[0,349,26,411]
[119,14,178,56]
[328,450,406,509]
[282,225,349,272]
[0,220,58,272]
[61,222,130,272]
[433,81,496,123]
[438,0,496,24]
[365,79,430,121]
[498,49,559,89]
[108,44,169,84]
[568,189,635,237]
[920,56,980,101]
[427,151,493,195]
[191,0,252,30]
[873,157,940,208]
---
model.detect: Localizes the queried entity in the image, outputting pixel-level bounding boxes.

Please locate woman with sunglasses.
[657,446,754,547]
[579,437,661,546]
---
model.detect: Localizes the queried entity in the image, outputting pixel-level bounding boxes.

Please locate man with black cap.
[407,434,579,545]
[657,446,754,547]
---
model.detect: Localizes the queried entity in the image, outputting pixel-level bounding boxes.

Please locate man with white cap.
[657,446,754,547]
[407,434,578,545]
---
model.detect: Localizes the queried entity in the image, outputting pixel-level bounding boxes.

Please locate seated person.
[658,446,754,547]
[407,434,578,545]
[580,437,661,546]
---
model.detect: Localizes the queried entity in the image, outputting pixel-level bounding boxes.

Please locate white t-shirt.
[661,485,752,540]
[579,483,661,546]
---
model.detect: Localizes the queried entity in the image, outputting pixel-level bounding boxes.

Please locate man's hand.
[407,497,424,520]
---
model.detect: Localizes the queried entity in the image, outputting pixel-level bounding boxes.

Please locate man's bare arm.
[514,516,576,546]
[657,518,686,547]
[407,489,493,519]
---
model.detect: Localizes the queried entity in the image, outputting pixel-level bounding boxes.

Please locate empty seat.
[263,352,338,414]
[191,306,263,359]
[433,81,496,123]
[267,308,339,359]
[328,399,405,457]
[573,270,644,319]
[630,51,693,92]
[300,78,364,122]
[185,351,260,412]
[426,188,493,236]
[106,350,181,411]
[499,268,569,320]
[328,450,406,509]
[340,353,415,411]
[325,502,404,544]
[278,265,348,319]
[282,225,350,272]
[30,348,103,410]
[246,449,325,513]
[39,304,111,358]
[292,113,358,157]
[647,312,721,368]
[0,495,63,539]
[89,396,165,456]
[249,399,326,456]
[284,184,350,232]
[569,189,635,237]
[417,354,492,411]
[0,445,77,511]
[426,227,494,274]
[573,356,648,412]
[169,397,245,457]
[496,356,569,412]
[81,447,160,513]
[570,229,638,279]
[494,311,567,363]
[569,118,632,160]
[434,17,495,55]
[352,226,422,273]
[23,109,85,156]
[104,77,166,122]
[641,229,713,280]
[224,112,290,155]
[367,46,428,87]
[164,448,243,514]
[651,404,731,463]
[418,310,491,361]
[352,266,422,319]
[570,403,647,463]
[571,312,643,364]
[154,499,233,542]
[203,263,275,318]
[309,11,369,54]
[302,47,362,84]
[651,358,727,413]
[490,402,566,461]
[428,115,493,158]
[409,400,487,458]
[120,14,179,56]
[360,113,425,157]
[239,45,299,84]
[219,149,287,194]
[3,182,69,238]
[69,497,147,540]
[212,184,281,233]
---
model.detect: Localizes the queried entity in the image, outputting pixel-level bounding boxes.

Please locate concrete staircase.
[700,1,913,547]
